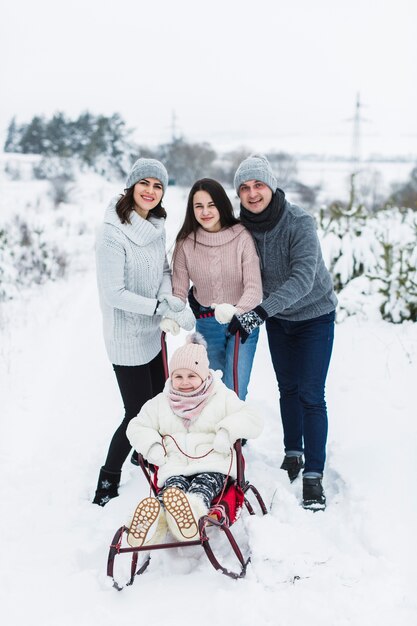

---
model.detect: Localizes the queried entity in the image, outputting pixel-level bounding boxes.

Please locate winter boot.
[92,466,121,507]
[302,476,326,511]
[162,487,208,541]
[147,508,168,545]
[127,497,161,547]
[280,453,304,482]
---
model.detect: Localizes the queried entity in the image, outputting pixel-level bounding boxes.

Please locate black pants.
[159,473,226,509]
[103,351,166,472]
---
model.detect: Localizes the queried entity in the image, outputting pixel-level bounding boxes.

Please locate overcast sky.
[1,0,416,158]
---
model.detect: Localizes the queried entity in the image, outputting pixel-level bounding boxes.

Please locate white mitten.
[212,303,238,324]
[155,300,170,316]
[159,294,186,312]
[160,317,180,335]
[166,307,195,331]
[213,429,233,453]
[147,443,166,466]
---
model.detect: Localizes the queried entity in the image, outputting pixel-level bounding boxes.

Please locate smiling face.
[132,177,163,218]
[238,179,273,214]
[193,190,222,232]
[171,368,204,392]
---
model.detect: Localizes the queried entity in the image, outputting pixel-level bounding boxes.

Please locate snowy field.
[0,151,414,215]
[1,177,416,625]
[295,158,414,204]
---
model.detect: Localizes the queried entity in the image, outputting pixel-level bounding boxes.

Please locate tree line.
[3,112,303,193]
[4,111,416,209]
[4,112,135,179]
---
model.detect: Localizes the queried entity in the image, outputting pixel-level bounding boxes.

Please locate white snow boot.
[162,487,208,541]
[127,497,161,547]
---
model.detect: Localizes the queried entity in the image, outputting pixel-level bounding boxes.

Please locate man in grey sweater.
[228,155,337,510]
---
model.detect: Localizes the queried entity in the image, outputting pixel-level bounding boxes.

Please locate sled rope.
[161,433,234,528]
[161,433,214,460]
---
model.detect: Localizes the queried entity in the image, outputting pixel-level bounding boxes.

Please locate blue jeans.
[266,311,335,474]
[195,316,259,400]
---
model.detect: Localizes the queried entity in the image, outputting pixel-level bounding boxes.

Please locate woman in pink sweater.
[172,178,262,400]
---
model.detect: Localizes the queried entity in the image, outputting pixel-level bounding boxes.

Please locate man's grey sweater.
[250,200,337,321]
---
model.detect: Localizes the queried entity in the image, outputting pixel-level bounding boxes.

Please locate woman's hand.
[160,318,180,335]
[159,294,186,312]
[164,307,195,331]
[211,303,237,324]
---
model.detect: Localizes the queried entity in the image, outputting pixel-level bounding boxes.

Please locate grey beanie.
[234,154,277,195]
[125,158,169,195]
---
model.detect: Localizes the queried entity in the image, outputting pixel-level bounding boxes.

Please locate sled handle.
[233,331,240,397]
[232,332,245,488]
[161,331,169,380]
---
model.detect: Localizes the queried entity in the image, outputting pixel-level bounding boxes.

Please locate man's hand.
[228,306,268,344]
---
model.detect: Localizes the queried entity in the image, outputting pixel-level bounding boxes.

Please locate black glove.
[228,306,268,344]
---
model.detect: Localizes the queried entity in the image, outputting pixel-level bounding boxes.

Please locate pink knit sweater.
[172,224,262,314]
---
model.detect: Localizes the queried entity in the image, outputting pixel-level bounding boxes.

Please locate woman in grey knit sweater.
[93,158,194,506]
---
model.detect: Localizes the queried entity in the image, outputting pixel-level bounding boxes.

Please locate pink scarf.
[167,375,214,428]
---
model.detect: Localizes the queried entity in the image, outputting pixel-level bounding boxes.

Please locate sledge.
[107,332,268,589]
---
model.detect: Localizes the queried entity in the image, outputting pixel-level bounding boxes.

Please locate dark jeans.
[189,289,259,400]
[266,311,335,474]
[195,317,259,400]
[103,351,166,472]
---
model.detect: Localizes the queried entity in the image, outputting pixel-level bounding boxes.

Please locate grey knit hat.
[234,154,277,195]
[125,158,169,195]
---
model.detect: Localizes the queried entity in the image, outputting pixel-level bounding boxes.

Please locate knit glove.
[165,306,195,331]
[211,303,238,325]
[159,294,186,312]
[159,317,180,336]
[213,429,233,454]
[147,443,166,466]
[228,306,268,344]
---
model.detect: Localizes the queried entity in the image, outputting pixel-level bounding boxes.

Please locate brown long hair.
[115,186,167,224]
[175,178,239,244]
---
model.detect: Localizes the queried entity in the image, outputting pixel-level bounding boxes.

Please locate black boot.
[280,454,304,482]
[92,467,121,507]
[302,476,326,511]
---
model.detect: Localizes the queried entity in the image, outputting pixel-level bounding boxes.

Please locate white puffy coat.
[126,372,263,487]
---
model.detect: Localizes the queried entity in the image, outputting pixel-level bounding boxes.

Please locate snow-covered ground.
[1,178,416,625]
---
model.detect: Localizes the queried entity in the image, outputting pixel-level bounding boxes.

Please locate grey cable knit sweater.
[96,199,172,366]
[250,200,337,321]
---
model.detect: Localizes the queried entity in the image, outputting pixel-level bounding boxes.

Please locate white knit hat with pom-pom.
[169,332,210,380]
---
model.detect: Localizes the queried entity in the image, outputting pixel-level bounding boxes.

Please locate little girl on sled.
[125,333,262,547]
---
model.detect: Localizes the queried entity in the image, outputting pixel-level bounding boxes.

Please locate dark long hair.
[175,178,239,244]
[115,185,167,224]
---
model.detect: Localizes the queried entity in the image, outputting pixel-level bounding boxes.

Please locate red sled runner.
[107,332,268,589]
